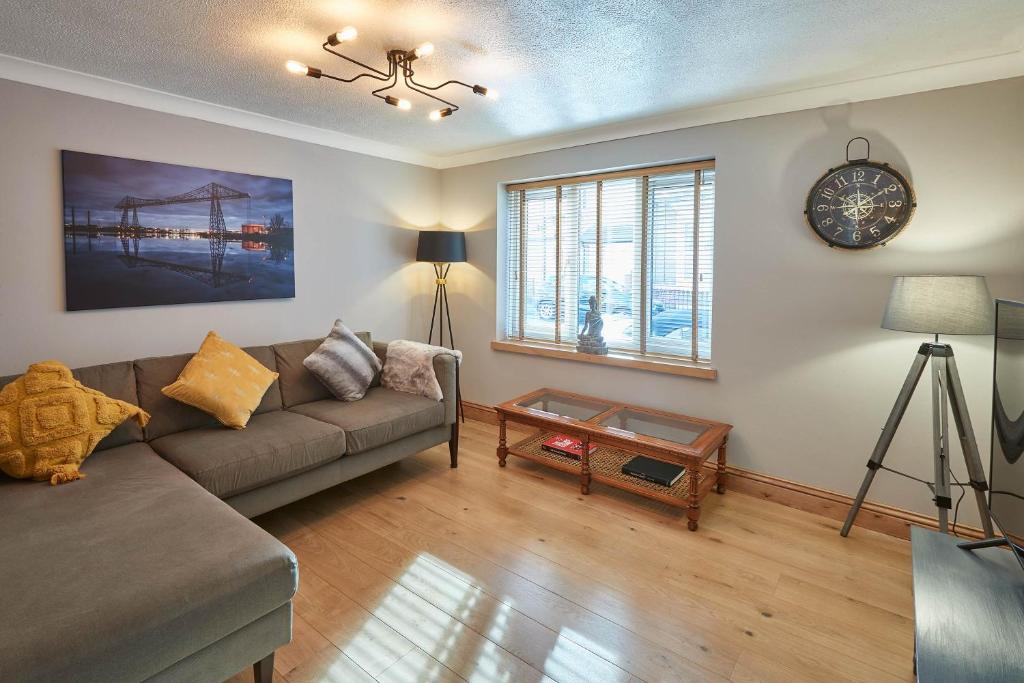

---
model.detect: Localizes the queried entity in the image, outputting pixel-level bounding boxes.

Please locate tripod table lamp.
[842,275,996,538]
[416,230,467,349]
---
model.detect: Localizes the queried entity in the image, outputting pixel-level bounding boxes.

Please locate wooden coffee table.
[496,388,732,531]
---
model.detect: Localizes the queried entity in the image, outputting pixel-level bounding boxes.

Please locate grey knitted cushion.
[302,320,382,401]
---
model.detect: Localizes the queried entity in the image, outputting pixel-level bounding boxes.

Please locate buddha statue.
[577,295,609,355]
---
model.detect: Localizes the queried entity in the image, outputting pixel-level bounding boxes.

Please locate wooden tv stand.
[911,527,1024,681]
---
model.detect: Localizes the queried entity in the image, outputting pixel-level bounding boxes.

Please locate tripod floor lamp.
[416,230,466,421]
[842,275,995,538]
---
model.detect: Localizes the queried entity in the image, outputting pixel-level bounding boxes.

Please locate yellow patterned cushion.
[0,361,151,485]
[161,331,278,429]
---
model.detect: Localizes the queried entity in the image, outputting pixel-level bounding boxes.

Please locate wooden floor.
[228,420,915,683]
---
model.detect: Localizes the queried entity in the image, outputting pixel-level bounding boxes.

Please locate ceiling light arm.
[406,83,460,111]
[320,70,391,85]
[321,42,392,80]
[400,67,460,111]
[407,75,475,92]
[370,69,401,101]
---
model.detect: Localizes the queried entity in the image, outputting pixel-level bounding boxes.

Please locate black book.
[621,456,685,487]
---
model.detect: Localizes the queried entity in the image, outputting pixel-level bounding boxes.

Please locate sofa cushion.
[0,442,297,683]
[273,332,373,408]
[2,360,144,451]
[303,321,381,401]
[289,386,445,455]
[273,338,331,408]
[0,361,150,485]
[161,332,280,430]
[149,410,346,498]
[242,345,284,415]
[135,345,282,440]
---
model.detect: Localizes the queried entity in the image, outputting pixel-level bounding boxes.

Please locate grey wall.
[0,78,441,373]
[2,73,1022,521]
[440,77,1024,520]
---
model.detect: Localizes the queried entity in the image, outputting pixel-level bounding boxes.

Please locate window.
[503,161,715,363]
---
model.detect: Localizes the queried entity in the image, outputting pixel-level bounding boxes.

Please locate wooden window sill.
[490,340,718,380]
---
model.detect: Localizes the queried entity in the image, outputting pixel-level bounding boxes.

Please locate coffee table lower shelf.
[507,431,715,518]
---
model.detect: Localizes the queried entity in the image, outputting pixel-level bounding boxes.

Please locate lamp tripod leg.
[439,267,465,422]
[438,281,445,348]
[442,284,455,351]
[428,264,442,346]
[931,353,951,533]
[841,346,931,536]
[944,352,996,538]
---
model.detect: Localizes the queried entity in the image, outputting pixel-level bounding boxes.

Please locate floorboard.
[228,420,915,682]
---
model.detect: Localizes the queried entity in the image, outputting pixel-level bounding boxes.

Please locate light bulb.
[429,110,442,121]
[385,96,412,110]
[414,42,435,58]
[327,26,358,45]
[286,60,307,75]
[486,88,499,100]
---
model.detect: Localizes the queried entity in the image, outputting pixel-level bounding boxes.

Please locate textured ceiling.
[1,1,1022,158]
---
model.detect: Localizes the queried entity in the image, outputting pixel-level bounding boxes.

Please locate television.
[960,299,1024,568]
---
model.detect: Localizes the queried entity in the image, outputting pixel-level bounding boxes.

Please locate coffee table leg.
[497,415,508,468]
[687,471,701,531]
[716,438,728,494]
[580,434,591,495]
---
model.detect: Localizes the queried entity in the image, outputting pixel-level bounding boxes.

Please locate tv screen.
[990,299,1024,561]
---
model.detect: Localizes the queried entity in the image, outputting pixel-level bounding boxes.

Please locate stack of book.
[541,434,598,459]
[621,456,686,487]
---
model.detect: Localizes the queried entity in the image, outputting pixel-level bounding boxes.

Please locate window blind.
[504,160,715,362]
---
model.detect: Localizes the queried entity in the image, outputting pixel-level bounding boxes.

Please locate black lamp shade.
[416,231,467,263]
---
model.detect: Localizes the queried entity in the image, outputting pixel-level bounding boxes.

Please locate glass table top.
[598,408,708,446]
[514,392,615,421]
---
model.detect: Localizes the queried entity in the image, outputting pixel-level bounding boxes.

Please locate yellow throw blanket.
[0,361,150,485]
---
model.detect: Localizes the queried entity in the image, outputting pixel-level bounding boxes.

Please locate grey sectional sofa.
[0,335,459,683]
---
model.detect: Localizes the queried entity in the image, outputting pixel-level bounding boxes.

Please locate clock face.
[805,161,915,249]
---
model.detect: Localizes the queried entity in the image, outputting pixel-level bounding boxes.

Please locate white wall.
[440,77,1024,521]
[0,78,441,373]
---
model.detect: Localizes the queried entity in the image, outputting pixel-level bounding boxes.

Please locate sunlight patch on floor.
[351,553,517,682]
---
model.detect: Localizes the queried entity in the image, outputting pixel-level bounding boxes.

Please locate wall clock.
[805,137,916,249]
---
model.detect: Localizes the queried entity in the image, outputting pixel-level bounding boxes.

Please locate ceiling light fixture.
[286,28,496,120]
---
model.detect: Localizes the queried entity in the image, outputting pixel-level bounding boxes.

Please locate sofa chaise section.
[0,440,297,683]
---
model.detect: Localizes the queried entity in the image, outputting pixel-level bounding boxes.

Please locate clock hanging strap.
[846,137,870,162]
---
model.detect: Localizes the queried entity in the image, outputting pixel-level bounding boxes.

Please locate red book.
[541,434,598,459]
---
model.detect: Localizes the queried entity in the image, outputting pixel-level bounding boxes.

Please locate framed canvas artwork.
[62,150,295,310]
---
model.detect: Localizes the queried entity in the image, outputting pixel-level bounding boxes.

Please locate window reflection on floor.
[546,625,622,678]
[357,553,514,683]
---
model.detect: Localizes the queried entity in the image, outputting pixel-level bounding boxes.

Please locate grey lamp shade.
[416,231,467,263]
[881,275,993,335]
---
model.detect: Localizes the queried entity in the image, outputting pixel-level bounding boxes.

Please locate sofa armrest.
[373,341,458,425]
[371,340,388,366]
[432,354,458,426]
